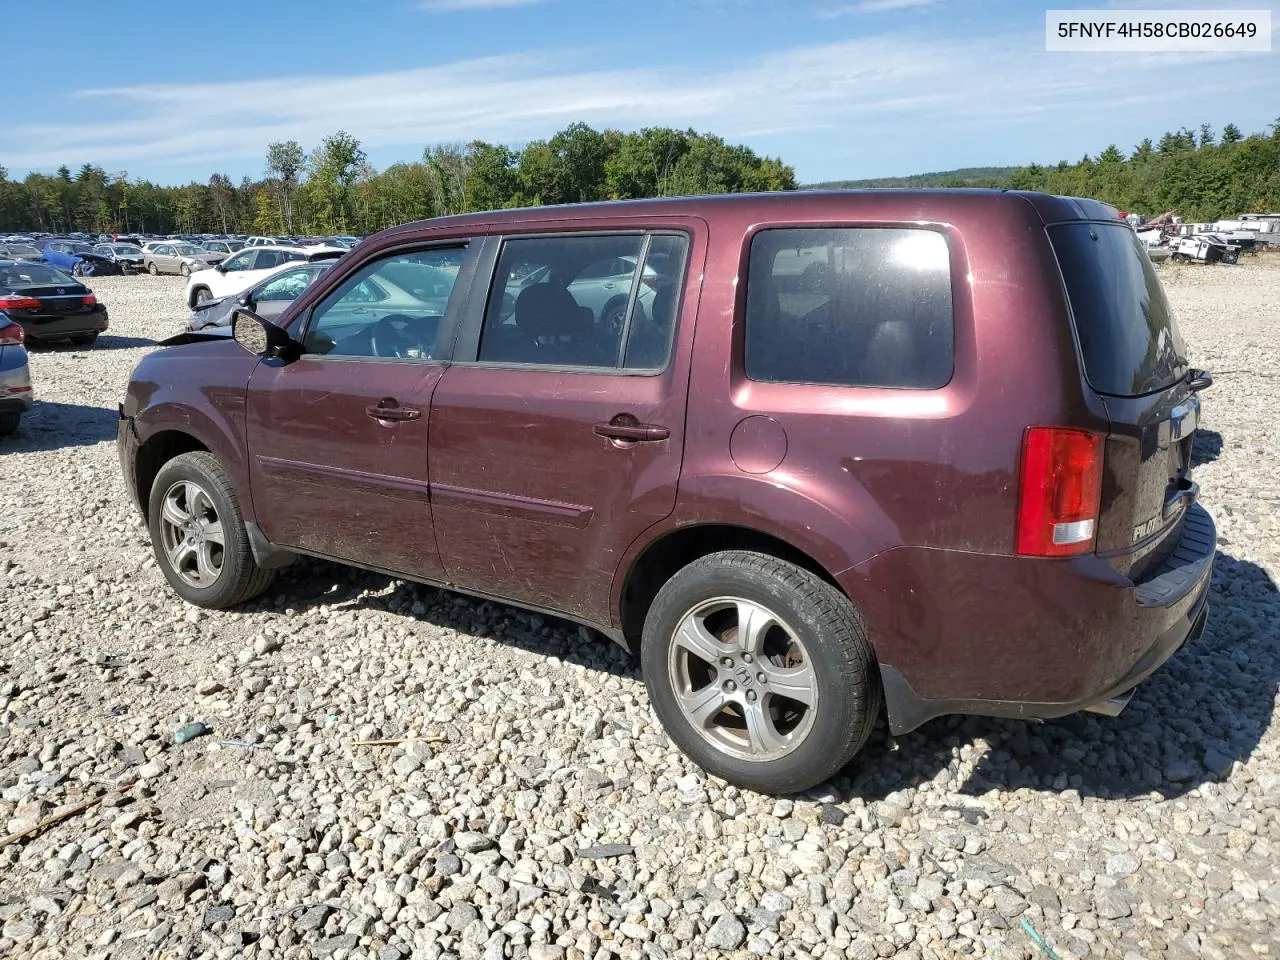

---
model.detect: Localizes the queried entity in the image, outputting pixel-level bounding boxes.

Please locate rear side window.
[745,228,953,389]
[1048,222,1186,397]
[478,232,688,371]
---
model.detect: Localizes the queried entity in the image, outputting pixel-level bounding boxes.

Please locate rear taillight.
[0,321,23,346]
[1015,426,1104,557]
[82,294,97,306]
[640,275,660,291]
[0,295,41,311]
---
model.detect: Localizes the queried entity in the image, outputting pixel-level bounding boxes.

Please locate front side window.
[478,232,688,371]
[302,246,466,360]
[744,227,954,389]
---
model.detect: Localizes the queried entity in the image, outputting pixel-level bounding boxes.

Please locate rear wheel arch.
[616,523,848,655]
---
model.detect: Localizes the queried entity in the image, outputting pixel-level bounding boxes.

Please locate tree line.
[997,120,1280,220]
[0,124,798,236]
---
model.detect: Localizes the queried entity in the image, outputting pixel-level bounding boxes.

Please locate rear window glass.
[745,228,954,389]
[0,263,74,286]
[1048,222,1187,397]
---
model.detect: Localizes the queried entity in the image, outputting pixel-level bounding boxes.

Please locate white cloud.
[418,0,547,10]
[819,0,942,15]
[819,0,938,16]
[6,22,1277,177]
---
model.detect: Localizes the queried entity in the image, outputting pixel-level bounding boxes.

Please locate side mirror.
[214,262,227,273]
[232,308,298,362]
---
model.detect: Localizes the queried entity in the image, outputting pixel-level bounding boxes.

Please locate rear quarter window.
[1048,222,1187,397]
[744,227,954,389]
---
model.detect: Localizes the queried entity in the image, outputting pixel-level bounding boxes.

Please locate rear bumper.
[0,348,34,413]
[17,309,110,341]
[861,504,1216,735]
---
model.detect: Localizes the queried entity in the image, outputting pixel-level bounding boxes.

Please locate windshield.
[3,245,41,258]
[0,263,76,286]
[1049,221,1187,397]
[111,245,140,254]
[65,242,94,254]
[173,244,203,255]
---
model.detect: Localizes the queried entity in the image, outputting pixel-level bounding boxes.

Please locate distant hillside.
[804,166,1018,189]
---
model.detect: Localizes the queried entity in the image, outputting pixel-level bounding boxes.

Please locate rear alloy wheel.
[148,451,276,608]
[642,551,881,794]
[148,262,158,276]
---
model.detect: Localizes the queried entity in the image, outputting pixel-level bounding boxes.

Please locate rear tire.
[69,332,98,347]
[0,413,20,436]
[148,262,158,276]
[641,550,882,794]
[148,451,276,609]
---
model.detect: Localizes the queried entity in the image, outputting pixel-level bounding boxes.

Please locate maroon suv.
[117,191,1214,794]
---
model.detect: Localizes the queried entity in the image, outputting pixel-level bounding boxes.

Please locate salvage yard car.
[184,245,346,306]
[116,191,1216,794]
[0,310,33,435]
[0,260,109,346]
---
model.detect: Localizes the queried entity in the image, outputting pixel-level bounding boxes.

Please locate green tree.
[266,140,305,231]
[1222,123,1242,144]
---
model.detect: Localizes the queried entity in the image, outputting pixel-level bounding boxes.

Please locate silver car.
[144,243,224,277]
[0,311,33,436]
[94,243,146,274]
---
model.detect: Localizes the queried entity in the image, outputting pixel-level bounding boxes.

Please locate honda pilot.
[117,191,1214,794]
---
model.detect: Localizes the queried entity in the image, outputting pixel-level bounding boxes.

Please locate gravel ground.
[1,261,1278,960]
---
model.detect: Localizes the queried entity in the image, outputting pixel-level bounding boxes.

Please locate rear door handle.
[366,402,421,423]
[593,421,670,442]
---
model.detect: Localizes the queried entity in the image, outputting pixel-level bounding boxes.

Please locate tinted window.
[1048,222,1187,397]
[479,233,687,370]
[745,228,953,389]
[0,263,75,286]
[222,251,254,271]
[303,246,466,360]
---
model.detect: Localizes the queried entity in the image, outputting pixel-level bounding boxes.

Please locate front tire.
[180,263,191,277]
[192,287,212,305]
[641,551,881,794]
[148,262,158,276]
[148,451,276,608]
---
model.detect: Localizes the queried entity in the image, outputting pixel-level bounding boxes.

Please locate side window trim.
[613,234,652,368]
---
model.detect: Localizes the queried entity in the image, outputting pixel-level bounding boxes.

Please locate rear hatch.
[1048,220,1206,578]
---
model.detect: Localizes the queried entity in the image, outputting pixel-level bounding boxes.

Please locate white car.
[244,236,286,247]
[185,245,345,307]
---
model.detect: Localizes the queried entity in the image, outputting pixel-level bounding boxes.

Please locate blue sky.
[5,0,1278,185]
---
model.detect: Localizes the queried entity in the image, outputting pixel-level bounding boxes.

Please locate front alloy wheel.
[668,597,818,761]
[147,451,277,608]
[158,480,225,588]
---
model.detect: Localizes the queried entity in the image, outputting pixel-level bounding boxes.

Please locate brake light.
[82,294,97,306]
[1015,426,1104,557]
[0,321,23,345]
[0,295,41,311]
[640,274,660,291]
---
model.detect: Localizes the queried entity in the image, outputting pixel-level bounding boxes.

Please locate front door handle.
[366,400,421,423]
[593,420,670,442]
